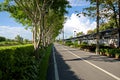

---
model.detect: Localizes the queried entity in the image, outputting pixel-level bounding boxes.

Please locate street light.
[62,28,64,44]
[73,31,76,48]
[74,31,76,37]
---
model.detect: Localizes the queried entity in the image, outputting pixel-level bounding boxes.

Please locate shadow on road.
[54,47,84,80]
[47,44,119,80]
[83,55,120,62]
[65,49,120,63]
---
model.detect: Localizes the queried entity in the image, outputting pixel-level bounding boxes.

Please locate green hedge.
[0,44,53,80]
[0,44,38,80]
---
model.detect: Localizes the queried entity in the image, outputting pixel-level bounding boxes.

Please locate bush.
[79,44,88,49]
[65,41,73,46]
[0,44,52,80]
[81,42,88,45]
[0,44,38,80]
[74,41,80,48]
[100,48,105,53]
[88,45,96,52]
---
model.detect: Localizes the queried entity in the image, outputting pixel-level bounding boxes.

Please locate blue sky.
[0,11,23,27]
[0,0,96,40]
[0,11,32,40]
[60,0,96,39]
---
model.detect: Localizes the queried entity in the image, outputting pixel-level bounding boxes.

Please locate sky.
[0,0,96,40]
[60,0,96,39]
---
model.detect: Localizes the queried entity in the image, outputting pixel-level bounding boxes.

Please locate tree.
[76,31,84,36]
[24,39,29,43]
[82,0,120,52]
[87,30,95,34]
[0,36,6,42]
[15,35,23,43]
[0,0,70,59]
[81,0,100,54]
[103,0,118,27]
[99,19,116,31]
[83,0,118,25]
[118,0,120,47]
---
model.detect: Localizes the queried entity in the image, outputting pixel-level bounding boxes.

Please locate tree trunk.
[42,13,45,47]
[96,0,100,54]
[33,23,40,60]
[118,0,120,47]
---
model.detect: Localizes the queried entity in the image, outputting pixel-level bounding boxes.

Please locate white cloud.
[63,13,96,38]
[68,0,90,6]
[0,26,32,40]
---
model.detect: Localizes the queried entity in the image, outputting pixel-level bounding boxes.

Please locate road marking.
[53,46,59,80]
[63,48,120,80]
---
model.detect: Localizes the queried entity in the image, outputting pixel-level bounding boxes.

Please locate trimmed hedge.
[0,44,53,80]
[0,44,38,80]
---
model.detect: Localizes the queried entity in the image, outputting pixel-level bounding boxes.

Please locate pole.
[63,28,64,44]
[74,31,77,38]
[74,31,76,47]
[96,0,100,54]
[118,0,120,47]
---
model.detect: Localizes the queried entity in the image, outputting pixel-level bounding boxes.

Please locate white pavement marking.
[53,46,59,80]
[63,48,120,80]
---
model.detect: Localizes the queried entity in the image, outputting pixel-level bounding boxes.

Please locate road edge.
[53,45,59,80]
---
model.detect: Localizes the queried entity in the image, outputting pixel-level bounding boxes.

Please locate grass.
[0,41,32,47]
[0,41,20,46]
[38,45,52,80]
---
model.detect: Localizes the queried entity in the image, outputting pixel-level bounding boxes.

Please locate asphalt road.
[47,43,120,80]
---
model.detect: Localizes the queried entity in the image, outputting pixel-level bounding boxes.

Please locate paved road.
[47,43,120,80]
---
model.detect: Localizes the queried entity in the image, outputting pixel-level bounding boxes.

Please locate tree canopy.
[0,0,70,59]
[83,0,119,28]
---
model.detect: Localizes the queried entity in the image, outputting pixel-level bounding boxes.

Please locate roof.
[64,28,118,41]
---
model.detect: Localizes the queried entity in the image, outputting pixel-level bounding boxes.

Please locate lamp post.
[74,31,76,37]
[74,31,76,47]
[62,28,64,44]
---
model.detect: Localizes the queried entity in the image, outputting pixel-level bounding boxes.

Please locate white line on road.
[63,48,120,80]
[53,46,59,80]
